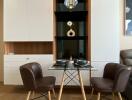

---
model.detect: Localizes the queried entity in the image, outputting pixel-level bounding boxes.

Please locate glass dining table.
[48,61,93,100]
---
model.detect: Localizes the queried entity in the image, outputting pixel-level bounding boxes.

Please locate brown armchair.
[20,62,56,100]
[91,63,131,100]
[120,49,132,100]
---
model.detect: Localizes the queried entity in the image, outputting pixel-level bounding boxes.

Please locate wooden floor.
[0,83,123,100]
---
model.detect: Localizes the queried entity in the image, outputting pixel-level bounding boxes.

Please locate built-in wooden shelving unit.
[55,0,90,60]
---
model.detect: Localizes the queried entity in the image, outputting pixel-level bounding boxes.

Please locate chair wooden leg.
[26,91,31,100]
[112,92,115,100]
[91,88,94,97]
[97,92,100,100]
[48,91,51,100]
[118,92,123,100]
[31,91,35,99]
[52,88,56,98]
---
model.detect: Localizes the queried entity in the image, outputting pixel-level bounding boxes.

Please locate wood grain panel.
[86,0,91,61]
[53,0,57,60]
[4,42,53,54]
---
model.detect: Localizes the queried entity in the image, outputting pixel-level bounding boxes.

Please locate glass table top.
[48,61,94,70]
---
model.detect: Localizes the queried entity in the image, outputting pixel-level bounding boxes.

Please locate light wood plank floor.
[0,83,123,100]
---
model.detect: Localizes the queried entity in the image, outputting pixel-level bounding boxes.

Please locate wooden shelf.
[55,36,88,40]
[4,42,53,54]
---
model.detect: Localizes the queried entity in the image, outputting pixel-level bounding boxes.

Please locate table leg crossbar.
[64,70,76,81]
[58,69,86,100]
[64,70,80,86]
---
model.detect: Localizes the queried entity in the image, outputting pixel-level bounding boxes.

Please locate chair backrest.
[103,63,117,80]
[120,49,132,66]
[20,62,43,91]
[113,64,131,92]
[103,63,131,92]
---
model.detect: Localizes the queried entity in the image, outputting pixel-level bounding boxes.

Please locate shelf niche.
[4,42,53,55]
[55,0,89,60]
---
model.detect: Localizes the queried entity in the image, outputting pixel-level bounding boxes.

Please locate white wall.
[91,0,120,77]
[120,0,132,50]
[4,0,53,41]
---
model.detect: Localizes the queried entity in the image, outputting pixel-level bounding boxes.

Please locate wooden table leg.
[58,71,66,100]
[78,70,87,100]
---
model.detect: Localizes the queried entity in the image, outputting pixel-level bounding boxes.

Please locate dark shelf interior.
[55,11,88,21]
[56,39,86,59]
[55,36,87,40]
[56,21,86,36]
[55,0,88,59]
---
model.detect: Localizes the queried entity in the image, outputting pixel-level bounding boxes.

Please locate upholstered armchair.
[120,49,132,100]
[91,63,131,100]
[20,62,56,100]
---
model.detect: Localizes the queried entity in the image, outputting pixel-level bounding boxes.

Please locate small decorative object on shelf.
[70,56,72,60]
[67,29,75,37]
[64,0,78,9]
[66,21,75,37]
[67,21,73,27]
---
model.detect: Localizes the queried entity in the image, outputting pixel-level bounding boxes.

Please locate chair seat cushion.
[36,76,56,92]
[91,77,113,92]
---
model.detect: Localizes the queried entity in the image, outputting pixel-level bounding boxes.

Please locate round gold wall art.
[66,21,76,37]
